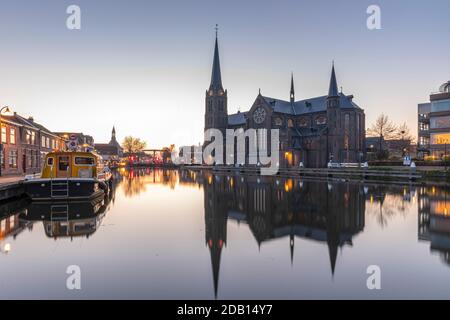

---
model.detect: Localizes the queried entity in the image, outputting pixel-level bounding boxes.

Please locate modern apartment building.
[418,81,450,159]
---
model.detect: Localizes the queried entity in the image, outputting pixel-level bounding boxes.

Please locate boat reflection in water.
[20,197,109,239]
[0,183,116,244]
[25,181,115,239]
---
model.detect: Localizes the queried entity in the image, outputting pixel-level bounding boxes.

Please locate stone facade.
[204,35,366,168]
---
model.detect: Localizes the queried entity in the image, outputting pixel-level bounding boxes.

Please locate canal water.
[0,168,449,299]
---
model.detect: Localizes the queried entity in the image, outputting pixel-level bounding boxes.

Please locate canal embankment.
[1,166,450,203]
[0,175,25,202]
[181,165,450,186]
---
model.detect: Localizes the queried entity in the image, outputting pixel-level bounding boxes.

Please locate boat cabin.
[42,151,104,179]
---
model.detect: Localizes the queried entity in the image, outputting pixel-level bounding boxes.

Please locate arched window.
[287,119,294,128]
[274,117,283,126]
[316,116,327,125]
[298,118,308,127]
[344,113,350,149]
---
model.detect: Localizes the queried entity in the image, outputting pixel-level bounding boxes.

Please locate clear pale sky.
[0,0,449,148]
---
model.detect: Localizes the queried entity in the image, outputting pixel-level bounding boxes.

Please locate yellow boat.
[24,151,112,201]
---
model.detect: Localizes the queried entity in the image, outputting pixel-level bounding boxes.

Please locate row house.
[1,112,67,175]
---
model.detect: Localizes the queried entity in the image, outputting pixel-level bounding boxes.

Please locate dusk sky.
[0,0,449,148]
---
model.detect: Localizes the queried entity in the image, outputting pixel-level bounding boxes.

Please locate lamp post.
[401,130,406,157]
[445,139,448,172]
[0,106,12,177]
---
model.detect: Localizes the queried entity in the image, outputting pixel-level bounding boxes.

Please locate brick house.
[1,112,67,176]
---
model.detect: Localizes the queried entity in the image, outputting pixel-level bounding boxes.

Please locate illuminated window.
[287,119,294,128]
[9,128,15,145]
[431,133,450,145]
[1,126,7,144]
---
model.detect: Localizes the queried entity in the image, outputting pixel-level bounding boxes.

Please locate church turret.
[290,73,295,104]
[204,26,228,135]
[327,62,340,108]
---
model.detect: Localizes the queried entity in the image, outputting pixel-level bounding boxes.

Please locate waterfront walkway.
[0,175,24,186]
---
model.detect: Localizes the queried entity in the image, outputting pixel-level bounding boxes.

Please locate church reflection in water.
[190,171,366,297]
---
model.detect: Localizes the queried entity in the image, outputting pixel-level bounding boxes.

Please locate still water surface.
[0,168,449,299]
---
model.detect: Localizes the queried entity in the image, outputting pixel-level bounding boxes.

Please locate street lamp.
[0,106,12,177]
[444,139,448,172]
[401,130,406,157]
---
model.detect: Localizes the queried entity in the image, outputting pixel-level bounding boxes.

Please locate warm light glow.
[431,133,450,145]
[284,179,293,192]
[431,201,450,216]
[3,243,11,253]
[284,151,293,165]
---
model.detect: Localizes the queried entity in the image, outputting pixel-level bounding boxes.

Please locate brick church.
[204,32,366,168]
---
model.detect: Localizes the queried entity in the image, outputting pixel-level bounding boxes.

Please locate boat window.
[47,157,54,166]
[75,157,95,165]
[58,156,70,171]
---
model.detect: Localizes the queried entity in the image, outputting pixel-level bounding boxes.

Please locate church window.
[344,113,350,149]
[298,118,308,127]
[356,114,360,149]
[218,100,223,112]
[274,117,283,126]
[316,116,327,125]
[208,100,212,112]
[287,119,294,128]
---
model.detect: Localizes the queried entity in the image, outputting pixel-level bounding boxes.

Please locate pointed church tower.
[326,62,342,163]
[327,62,340,108]
[204,26,228,136]
[109,126,119,147]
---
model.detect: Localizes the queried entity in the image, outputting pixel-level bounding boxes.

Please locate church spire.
[328,61,339,98]
[290,73,295,104]
[209,25,223,93]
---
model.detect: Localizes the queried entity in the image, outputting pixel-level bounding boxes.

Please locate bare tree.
[367,114,397,158]
[395,123,415,156]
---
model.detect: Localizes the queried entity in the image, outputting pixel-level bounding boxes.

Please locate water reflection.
[0,180,116,248]
[0,168,450,298]
[418,186,450,265]
[202,174,366,297]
